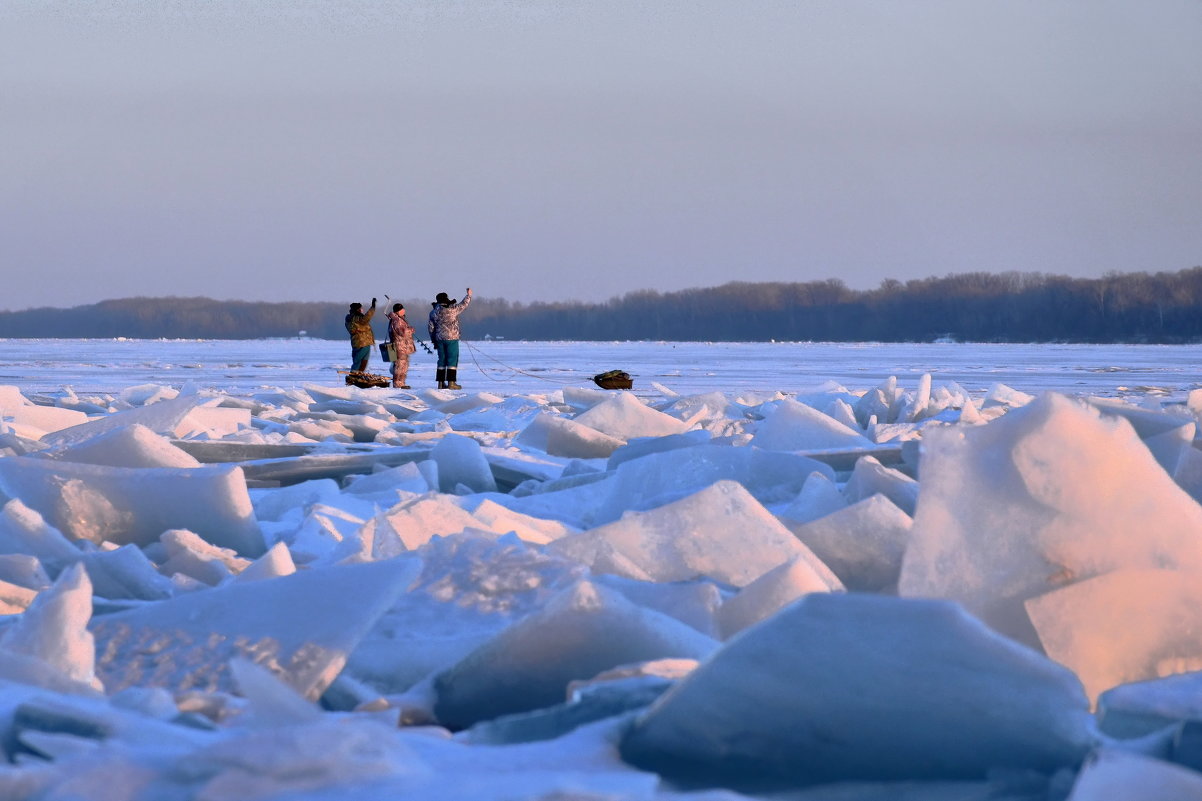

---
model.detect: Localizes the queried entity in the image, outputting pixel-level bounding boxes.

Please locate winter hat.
[349,302,363,311]
[435,292,451,305]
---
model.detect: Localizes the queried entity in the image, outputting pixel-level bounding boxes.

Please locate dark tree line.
[2,268,1201,342]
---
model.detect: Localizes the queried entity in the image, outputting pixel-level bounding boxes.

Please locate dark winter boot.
[446,367,461,390]
[436,367,447,389]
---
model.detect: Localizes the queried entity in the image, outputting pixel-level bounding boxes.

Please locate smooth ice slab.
[343,461,432,500]
[572,392,688,440]
[1025,568,1202,703]
[552,480,841,589]
[592,444,834,524]
[1097,671,1202,739]
[173,405,252,439]
[158,528,252,586]
[432,580,718,729]
[446,395,541,432]
[90,557,419,699]
[620,593,1096,791]
[0,385,31,409]
[40,393,207,448]
[464,675,674,746]
[345,533,584,694]
[5,404,89,437]
[430,433,498,494]
[81,545,174,601]
[0,564,100,690]
[382,494,480,550]
[0,554,50,591]
[0,498,81,568]
[781,494,912,592]
[0,457,264,557]
[1065,749,1202,801]
[716,556,840,639]
[514,413,626,459]
[605,430,712,470]
[469,499,578,544]
[595,574,722,638]
[843,455,919,516]
[778,471,848,524]
[751,397,874,452]
[234,541,297,583]
[48,423,202,468]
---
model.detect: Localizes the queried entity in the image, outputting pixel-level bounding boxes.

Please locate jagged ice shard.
[2,358,1202,799]
[90,557,419,699]
[898,392,1202,648]
[551,479,841,589]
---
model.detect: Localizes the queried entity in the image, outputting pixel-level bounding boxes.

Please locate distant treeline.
[2,268,1201,343]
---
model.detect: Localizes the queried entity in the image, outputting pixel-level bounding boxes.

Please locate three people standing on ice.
[429,288,472,390]
[346,289,472,390]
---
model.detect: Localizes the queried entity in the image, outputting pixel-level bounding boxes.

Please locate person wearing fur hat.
[431,288,472,389]
[344,298,377,372]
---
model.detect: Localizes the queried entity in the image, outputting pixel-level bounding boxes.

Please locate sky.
[2,1,1201,311]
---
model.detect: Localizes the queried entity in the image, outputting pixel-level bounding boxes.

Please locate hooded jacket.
[432,290,472,341]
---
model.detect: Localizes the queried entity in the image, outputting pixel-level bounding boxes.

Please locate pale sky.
[2,1,1201,310]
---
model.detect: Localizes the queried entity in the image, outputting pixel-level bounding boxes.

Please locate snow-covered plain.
[2,338,1201,399]
[1,338,1202,800]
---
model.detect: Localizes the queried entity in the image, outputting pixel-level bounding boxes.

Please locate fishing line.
[382,293,434,354]
[462,341,580,386]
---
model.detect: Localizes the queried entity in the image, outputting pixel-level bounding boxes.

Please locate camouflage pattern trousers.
[391,353,410,387]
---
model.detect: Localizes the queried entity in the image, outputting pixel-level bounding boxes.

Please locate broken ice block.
[716,556,838,639]
[899,393,1202,648]
[782,494,912,592]
[843,455,919,516]
[621,594,1095,790]
[0,457,264,557]
[48,423,202,469]
[1026,568,1202,703]
[514,413,626,459]
[91,557,419,699]
[1,564,100,690]
[751,397,874,452]
[432,580,718,728]
[431,434,497,494]
[552,480,840,589]
[572,392,688,440]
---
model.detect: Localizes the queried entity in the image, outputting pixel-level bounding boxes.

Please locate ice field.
[1,338,1202,799]
[2,338,1201,400]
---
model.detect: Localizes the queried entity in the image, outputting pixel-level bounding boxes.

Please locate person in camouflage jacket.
[385,303,416,388]
[432,288,472,389]
[344,298,377,372]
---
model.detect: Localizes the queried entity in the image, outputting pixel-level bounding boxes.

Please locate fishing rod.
[384,294,435,354]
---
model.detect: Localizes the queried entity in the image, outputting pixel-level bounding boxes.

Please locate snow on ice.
[1,350,1202,799]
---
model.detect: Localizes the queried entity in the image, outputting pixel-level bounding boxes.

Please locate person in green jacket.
[344,298,377,372]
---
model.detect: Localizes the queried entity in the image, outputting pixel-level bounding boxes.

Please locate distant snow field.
[1,339,1202,799]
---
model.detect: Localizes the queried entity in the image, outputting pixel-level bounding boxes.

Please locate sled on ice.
[593,370,633,390]
[344,371,390,389]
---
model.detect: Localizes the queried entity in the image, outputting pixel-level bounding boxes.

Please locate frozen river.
[1,338,1199,401]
